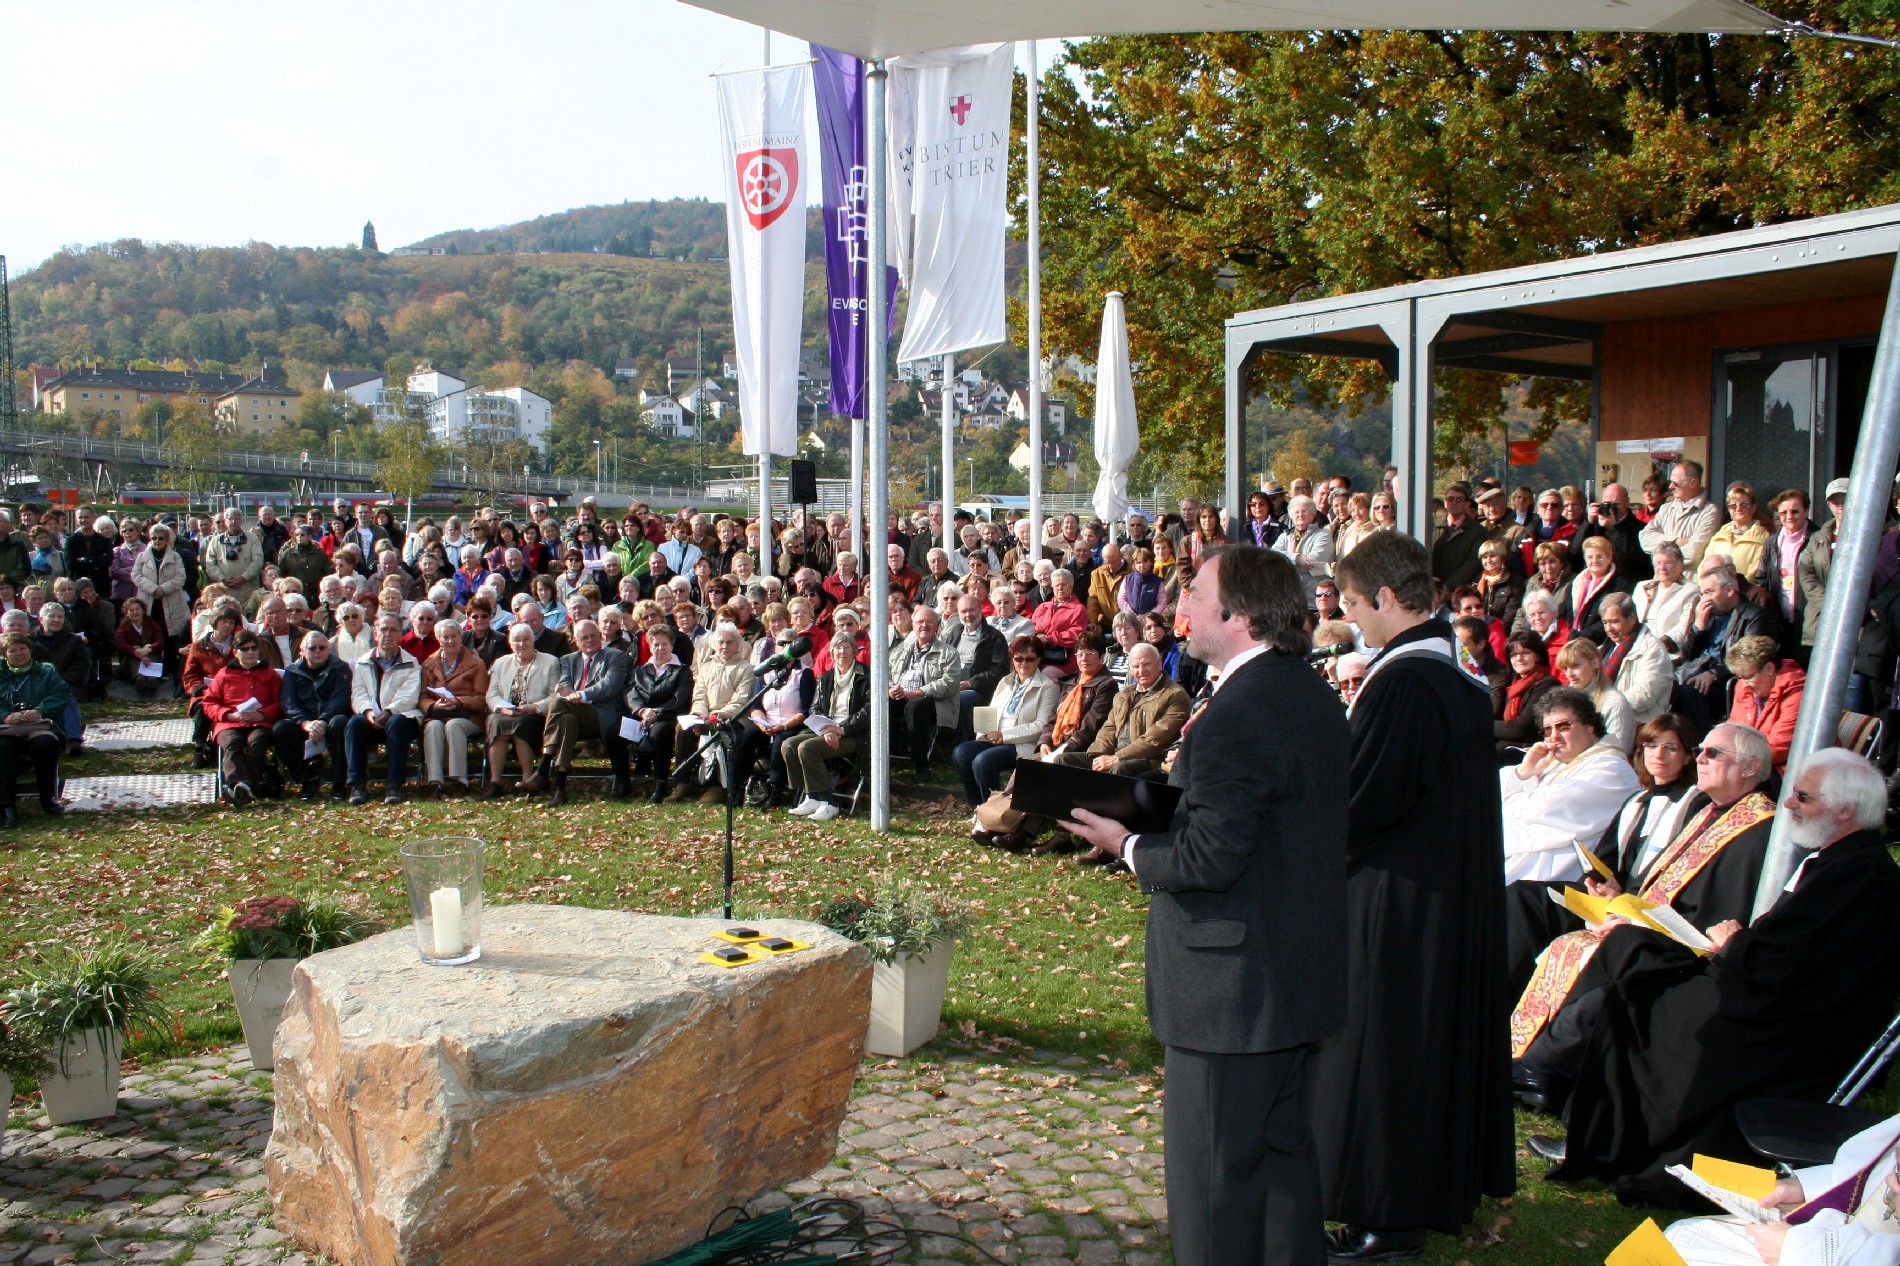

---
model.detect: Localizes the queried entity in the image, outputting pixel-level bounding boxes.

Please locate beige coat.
[131,544,191,638]
[693,656,757,721]
[1087,678,1192,763]
[485,651,559,715]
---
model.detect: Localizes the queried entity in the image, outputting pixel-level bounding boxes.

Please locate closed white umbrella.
[1092,291,1137,526]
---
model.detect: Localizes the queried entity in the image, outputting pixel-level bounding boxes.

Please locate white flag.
[888,43,1013,363]
[718,66,809,458]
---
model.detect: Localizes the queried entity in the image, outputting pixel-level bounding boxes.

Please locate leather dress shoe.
[1512,1057,1554,1110]
[611,775,632,799]
[1526,1134,1568,1164]
[991,829,1030,853]
[39,798,66,818]
[549,785,567,807]
[1326,1225,1426,1263]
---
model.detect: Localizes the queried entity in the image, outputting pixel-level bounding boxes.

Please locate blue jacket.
[282,656,353,723]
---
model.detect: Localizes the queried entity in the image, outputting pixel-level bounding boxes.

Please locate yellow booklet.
[1573,839,1616,882]
[1692,1154,1779,1202]
[1554,886,1613,927]
[1606,1217,1689,1266]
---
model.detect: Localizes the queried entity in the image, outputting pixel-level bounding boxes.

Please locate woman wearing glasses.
[1498,687,1640,884]
[953,635,1059,814]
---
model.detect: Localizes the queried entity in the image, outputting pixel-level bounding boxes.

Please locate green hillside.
[403,198,730,259]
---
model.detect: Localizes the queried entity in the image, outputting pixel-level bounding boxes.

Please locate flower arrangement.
[0,944,169,1073]
[818,876,972,965]
[195,893,380,962]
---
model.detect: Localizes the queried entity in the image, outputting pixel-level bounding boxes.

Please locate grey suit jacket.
[1132,650,1350,1054]
[558,646,631,732]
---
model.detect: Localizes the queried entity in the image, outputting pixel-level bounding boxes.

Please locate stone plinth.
[265,905,871,1266]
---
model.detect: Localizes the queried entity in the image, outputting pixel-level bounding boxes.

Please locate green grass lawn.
[0,705,1706,1264]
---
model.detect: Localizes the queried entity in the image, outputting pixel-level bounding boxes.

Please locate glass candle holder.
[400,837,485,966]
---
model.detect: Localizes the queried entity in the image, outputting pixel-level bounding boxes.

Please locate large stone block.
[265,905,870,1266]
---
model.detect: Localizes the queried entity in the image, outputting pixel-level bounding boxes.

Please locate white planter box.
[39,1027,122,1125]
[230,958,300,1072]
[865,942,954,1057]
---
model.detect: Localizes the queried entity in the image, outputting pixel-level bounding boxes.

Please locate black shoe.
[384,788,405,805]
[611,775,632,799]
[1512,1058,1555,1111]
[0,805,17,829]
[648,780,669,804]
[38,798,65,818]
[1526,1134,1568,1164]
[1325,1225,1427,1264]
[300,782,321,802]
[347,786,370,806]
[192,747,212,769]
[330,784,349,802]
[231,782,255,807]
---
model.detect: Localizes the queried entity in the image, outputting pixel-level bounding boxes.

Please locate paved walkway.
[59,775,217,815]
[0,1037,1170,1265]
[82,722,193,753]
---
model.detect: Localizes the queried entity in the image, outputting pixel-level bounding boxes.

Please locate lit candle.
[430,886,463,957]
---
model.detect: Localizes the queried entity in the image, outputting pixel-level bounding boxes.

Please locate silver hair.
[1600,591,1636,618]
[1653,541,1685,563]
[1522,592,1558,615]
[1794,747,1888,832]
[409,601,437,621]
[337,602,364,619]
[1699,559,1740,591]
[436,619,462,639]
[93,516,116,535]
[1050,567,1073,587]
[1711,723,1773,784]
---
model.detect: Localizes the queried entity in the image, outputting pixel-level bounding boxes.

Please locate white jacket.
[1613,629,1676,723]
[1639,495,1724,570]
[984,672,1060,756]
[1634,577,1700,660]
[350,649,423,720]
[1499,743,1642,884]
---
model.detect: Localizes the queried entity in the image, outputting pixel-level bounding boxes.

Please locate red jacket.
[200,662,285,735]
[1032,596,1089,678]
[1729,661,1806,773]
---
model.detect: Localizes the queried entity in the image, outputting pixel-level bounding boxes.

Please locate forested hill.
[403,199,728,259]
[10,238,782,393]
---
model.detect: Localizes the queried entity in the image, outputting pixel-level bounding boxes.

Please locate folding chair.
[1837,710,1884,759]
[1737,1010,1900,1167]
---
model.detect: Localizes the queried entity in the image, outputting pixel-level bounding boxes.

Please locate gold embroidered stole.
[1509,792,1774,1057]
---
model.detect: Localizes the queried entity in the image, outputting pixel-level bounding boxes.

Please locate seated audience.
[275,630,352,802]
[0,632,70,825]
[1555,638,1636,756]
[886,605,960,781]
[482,622,559,798]
[418,618,489,795]
[1045,641,1190,781]
[668,625,756,804]
[625,625,693,802]
[32,603,89,753]
[344,614,423,806]
[181,606,242,768]
[731,629,815,809]
[782,627,871,822]
[1496,630,1558,756]
[1597,592,1673,725]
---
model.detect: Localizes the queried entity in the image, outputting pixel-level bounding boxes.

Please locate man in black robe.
[1317,532,1516,1263]
[1543,748,1900,1206]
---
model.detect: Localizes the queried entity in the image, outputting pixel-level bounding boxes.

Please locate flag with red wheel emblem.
[887,43,1014,363]
[718,64,809,457]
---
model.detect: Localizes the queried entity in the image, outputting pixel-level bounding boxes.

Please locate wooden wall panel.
[1598,292,1887,441]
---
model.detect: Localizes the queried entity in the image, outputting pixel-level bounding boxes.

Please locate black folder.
[1009,760,1182,834]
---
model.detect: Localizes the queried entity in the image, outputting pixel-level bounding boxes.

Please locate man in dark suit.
[535,619,632,804]
[1060,545,1350,1266]
[1431,482,1485,591]
[1674,556,1777,732]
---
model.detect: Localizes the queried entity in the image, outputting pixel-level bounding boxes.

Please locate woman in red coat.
[200,631,285,805]
[1030,568,1089,679]
[1725,634,1806,773]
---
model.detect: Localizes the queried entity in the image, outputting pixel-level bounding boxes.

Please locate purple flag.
[812,44,897,420]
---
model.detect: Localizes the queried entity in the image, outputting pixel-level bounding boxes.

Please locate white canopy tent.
[682,0,1788,61]
[681,0,1900,914]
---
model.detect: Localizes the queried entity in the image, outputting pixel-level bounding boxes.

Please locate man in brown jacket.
[419,618,489,791]
[1086,542,1132,633]
[1052,642,1189,777]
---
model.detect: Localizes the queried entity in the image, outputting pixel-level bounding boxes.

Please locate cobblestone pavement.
[1,1037,1169,1265]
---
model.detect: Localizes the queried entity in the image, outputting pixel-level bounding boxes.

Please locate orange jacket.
[1729,660,1806,773]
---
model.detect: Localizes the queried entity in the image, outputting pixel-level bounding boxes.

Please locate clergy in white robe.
[1666,1110,1900,1266]
[1498,686,1641,884]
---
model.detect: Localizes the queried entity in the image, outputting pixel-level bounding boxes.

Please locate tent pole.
[1752,260,1900,918]
[866,59,892,832]
[943,352,956,550]
[1026,41,1044,549]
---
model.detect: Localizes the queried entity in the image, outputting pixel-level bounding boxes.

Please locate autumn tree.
[1021,6,1900,486]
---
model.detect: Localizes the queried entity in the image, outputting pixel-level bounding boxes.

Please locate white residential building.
[642,395,697,440]
[326,364,550,449]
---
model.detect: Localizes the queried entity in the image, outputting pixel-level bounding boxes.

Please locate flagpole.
[1026,41,1044,559]
[757,24,775,575]
[866,58,893,833]
[942,352,956,552]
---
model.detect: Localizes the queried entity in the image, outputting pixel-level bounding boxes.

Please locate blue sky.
[6,0,1061,270]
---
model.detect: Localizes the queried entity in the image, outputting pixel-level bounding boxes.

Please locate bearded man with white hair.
[1535,747,1900,1208]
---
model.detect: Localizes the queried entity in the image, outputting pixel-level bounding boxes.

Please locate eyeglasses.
[1639,740,1686,755]
[1541,719,1575,737]
[1696,745,1730,761]
[1791,789,1821,805]
[1011,654,1040,663]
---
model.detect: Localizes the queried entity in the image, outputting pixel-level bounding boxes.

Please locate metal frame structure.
[1224,202,1900,912]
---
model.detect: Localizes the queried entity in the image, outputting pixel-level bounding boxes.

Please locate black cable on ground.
[645,1194,1015,1266]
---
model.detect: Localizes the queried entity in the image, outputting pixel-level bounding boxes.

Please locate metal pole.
[1752,261,1900,919]
[1026,42,1044,554]
[850,413,866,560]
[942,352,956,551]
[866,60,892,832]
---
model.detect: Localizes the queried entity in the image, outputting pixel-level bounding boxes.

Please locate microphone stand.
[670,656,796,920]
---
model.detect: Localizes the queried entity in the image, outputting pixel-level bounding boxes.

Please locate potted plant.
[820,877,971,1057]
[1,944,168,1125]
[196,892,379,1071]
[0,1012,51,1131]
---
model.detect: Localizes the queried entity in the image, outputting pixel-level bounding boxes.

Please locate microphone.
[758,635,813,672]
[1305,643,1351,662]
